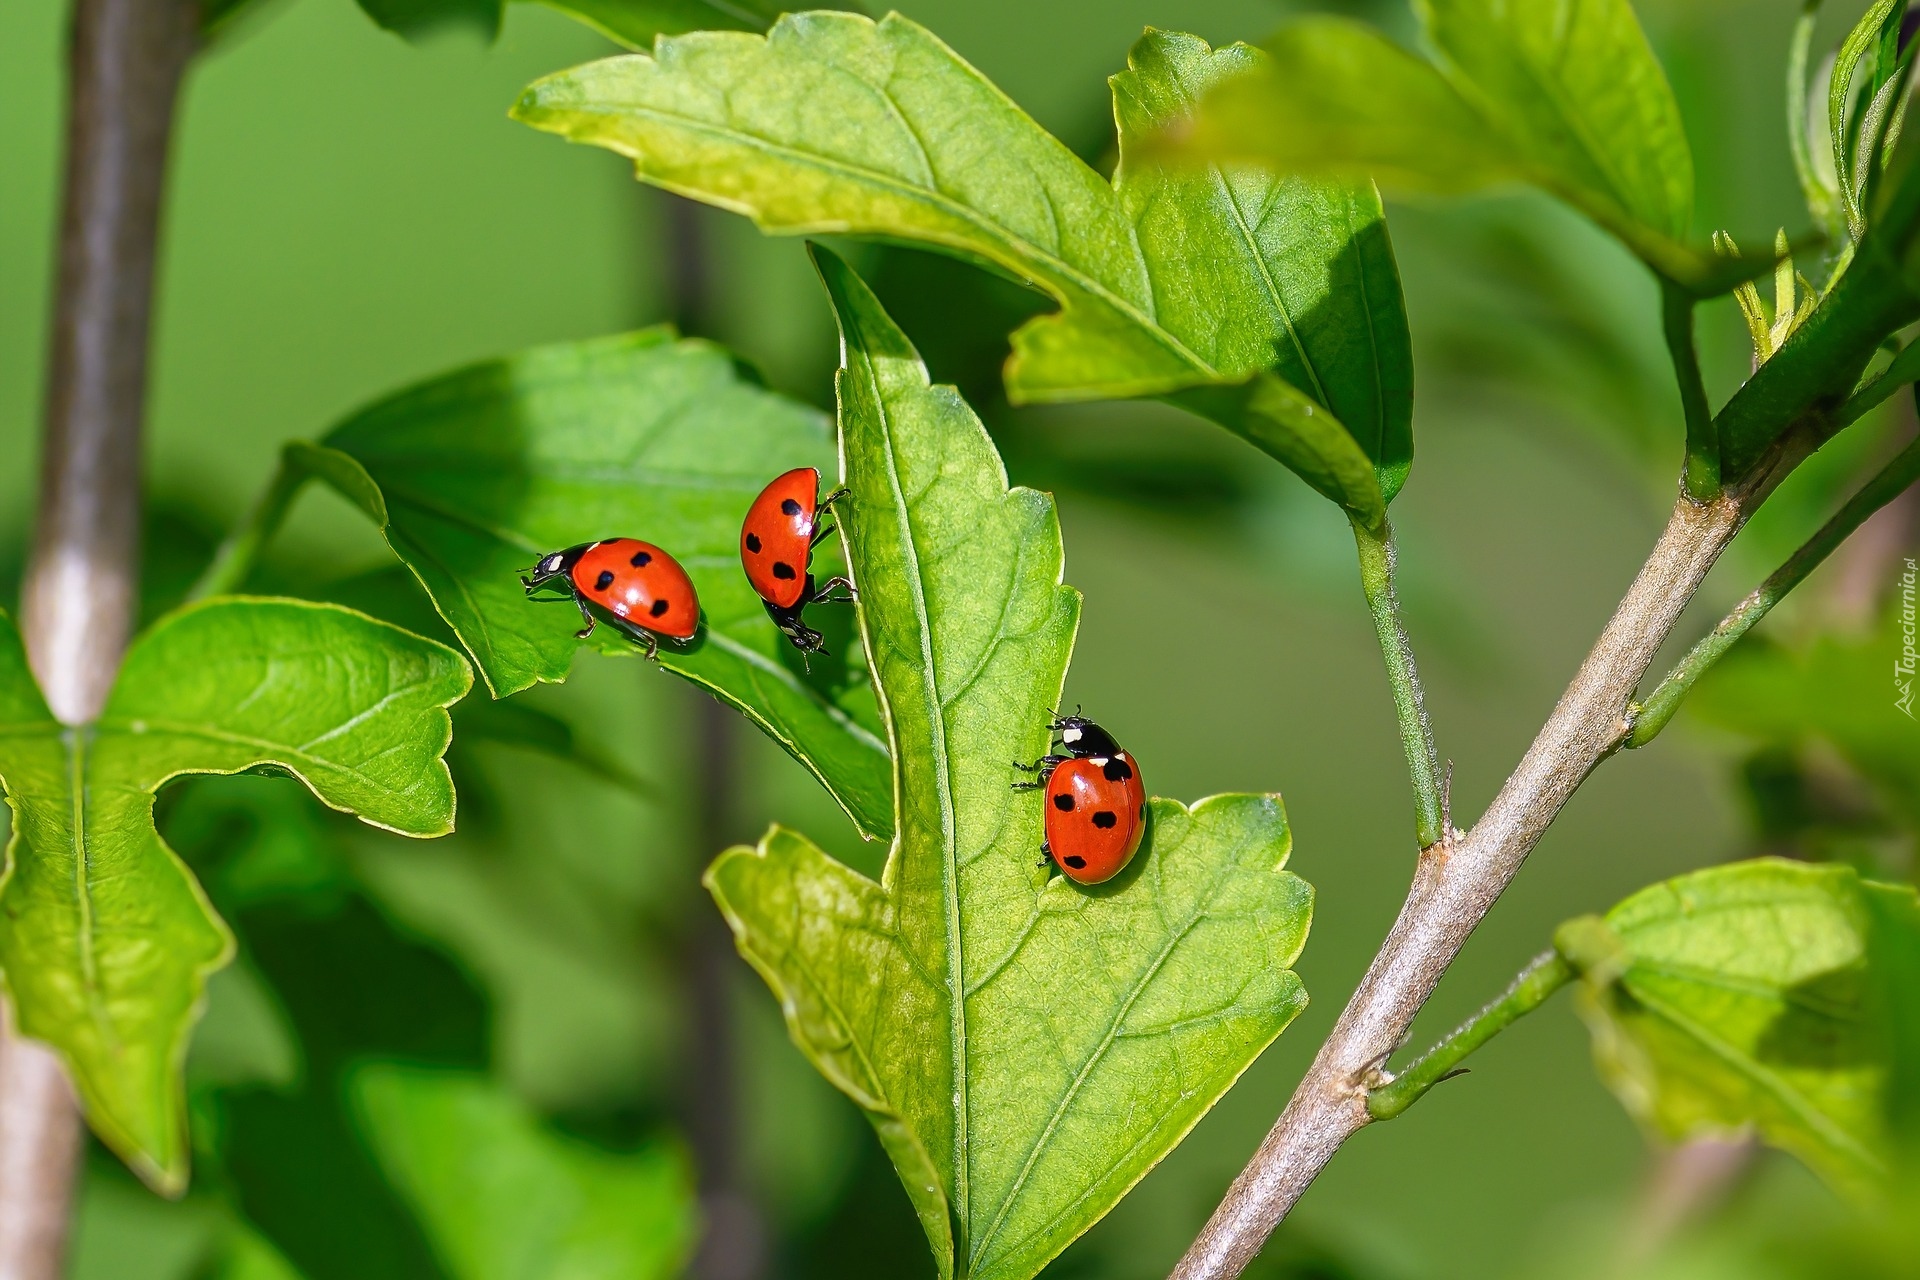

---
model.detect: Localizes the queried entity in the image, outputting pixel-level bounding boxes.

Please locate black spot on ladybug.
[649,598,670,618]
[594,570,616,591]
[745,533,762,553]
[1102,757,1133,781]
[781,498,803,517]
[630,550,652,567]
[1053,793,1074,811]
[1092,811,1118,829]
[773,562,797,580]
[1063,855,1087,869]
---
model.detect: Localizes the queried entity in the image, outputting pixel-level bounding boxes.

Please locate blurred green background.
[1,0,1913,1276]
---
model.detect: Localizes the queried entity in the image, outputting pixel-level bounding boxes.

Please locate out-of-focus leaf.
[450,697,655,799]
[303,328,892,841]
[513,15,1414,522]
[1689,619,1920,834]
[706,251,1313,1280]
[524,0,811,51]
[352,1065,694,1280]
[1556,858,1920,1202]
[346,0,850,58]
[0,600,469,1192]
[195,1219,309,1280]
[1187,6,1717,288]
[352,0,500,41]
[218,894,491,1279]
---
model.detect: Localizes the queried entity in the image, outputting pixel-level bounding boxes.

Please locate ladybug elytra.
[1014,714,1147,885]
[520,537,699,660]
[740,466,853,657]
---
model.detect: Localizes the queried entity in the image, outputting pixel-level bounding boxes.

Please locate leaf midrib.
[98,717,419,794]
[66,727,114,1053]
[862,348,970,1237]
[1627,983,1886,1175]
[556,100,1216,381]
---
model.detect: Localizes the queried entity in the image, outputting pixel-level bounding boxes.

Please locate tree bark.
[2,0,197,1272]
[1170,492,1747,1279]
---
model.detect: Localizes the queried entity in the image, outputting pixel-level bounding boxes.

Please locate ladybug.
[740,466,853,657]
[520,538,699,660]
[1013,714,1148,885]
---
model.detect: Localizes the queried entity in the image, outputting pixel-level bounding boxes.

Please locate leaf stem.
[1664,281,1721,502]
[189,446,310,601]
[1365,950,1573,1122]
[1834,336,1920,428]
[1350,516,1444,851]
[1628,429,1920,748]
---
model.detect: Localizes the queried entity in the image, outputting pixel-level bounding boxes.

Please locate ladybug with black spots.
[741,466,853,657]
[1013,714,1148,885]
[520,538,698,660]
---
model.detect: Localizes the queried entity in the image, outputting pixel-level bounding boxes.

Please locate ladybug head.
[1054,715,1121,759]
[520,544,589,592]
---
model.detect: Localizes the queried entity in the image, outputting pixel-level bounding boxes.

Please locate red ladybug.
[520,538,698,660]
[740,467,853,656]
[1013,714,1148,885]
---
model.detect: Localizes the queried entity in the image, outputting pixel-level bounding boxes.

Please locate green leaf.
[523,0,803,51]
[351,0,845,52]
[306,328,893,842]
[352,1065,695,1280]
[1556,858,1920,1201]
[451,697,657,799]
[1830,0,1903,240]
[0,599,469,1192]
[353,0,501,41]
[1689,626,1920,835]
[705,249,1313,1280]
[512,14,1410,520]
[1189,6,1713,289]
[197,1220,309,1280]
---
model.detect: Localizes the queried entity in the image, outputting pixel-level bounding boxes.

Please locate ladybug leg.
[820,485,849,507]
[1011,754,1066,789]
[810,575,855,605]
[605,615,663,661]
[809,519,837,548]
[572,592,597,639]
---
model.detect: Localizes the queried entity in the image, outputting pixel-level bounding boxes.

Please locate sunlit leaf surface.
[1188,1,1714,287]
[0,599,469,1191]
[309,329,893,841]
[706,251,1313,1280]
[1559,858,1920,1201]
[514,14,1412,520]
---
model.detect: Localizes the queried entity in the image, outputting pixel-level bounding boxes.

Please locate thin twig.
[189,445,307,601]
[1350,517,1445,850]
[4,0,198,1271]
[1663,282,1721,502]
[1170,492,1746,1279]
[1628,428,1920,747]
[1364,949,1573,1122]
